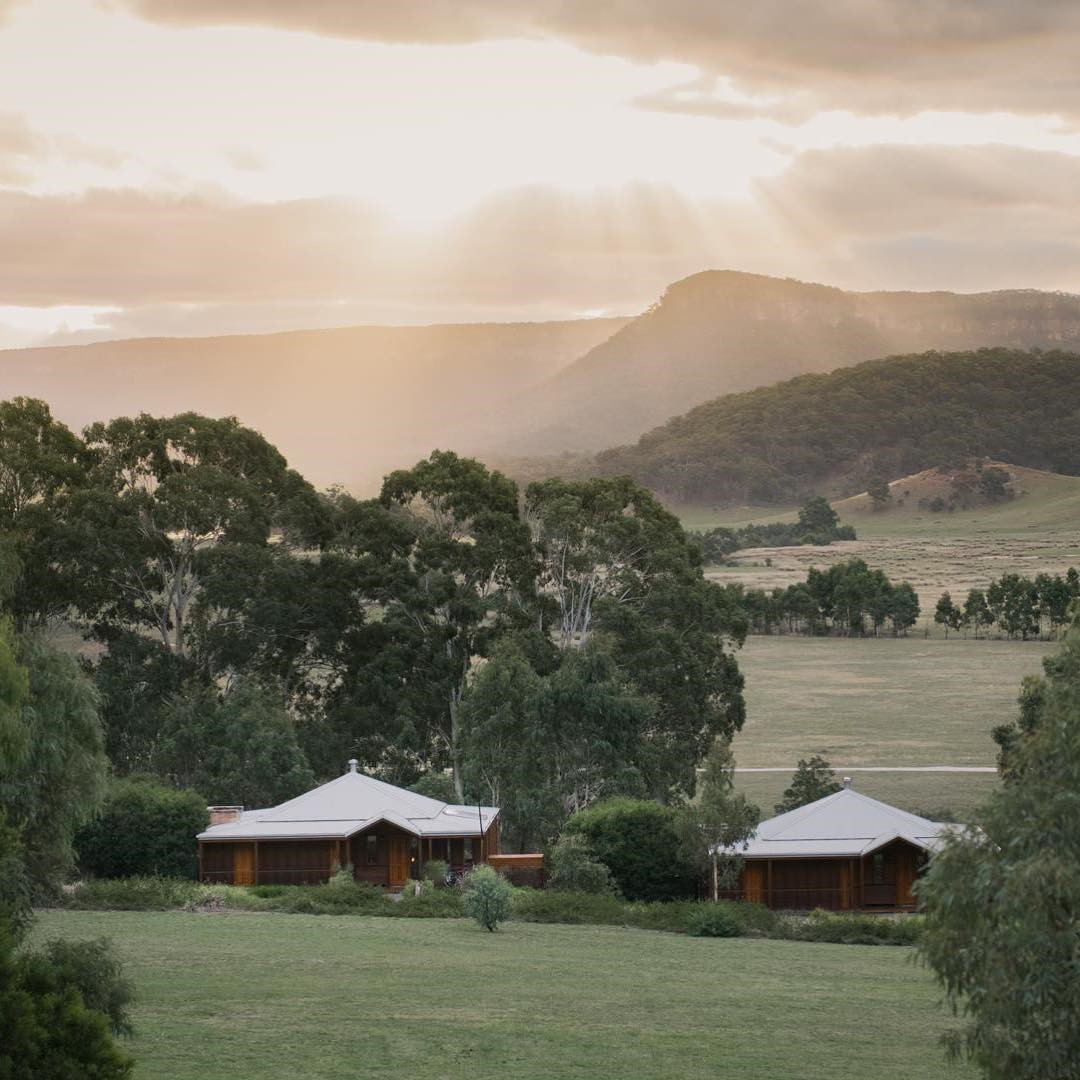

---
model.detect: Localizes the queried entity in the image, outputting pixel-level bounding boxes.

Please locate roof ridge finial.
[347,758,359,774]
[842,776,853,789]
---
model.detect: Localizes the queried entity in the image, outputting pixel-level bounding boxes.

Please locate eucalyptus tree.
[63,412,326,657]
[379,451,539,797]
[919,624,1080,1079]
[526,476,747,800]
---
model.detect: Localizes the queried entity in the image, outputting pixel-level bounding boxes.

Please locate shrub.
[511,889,626,926]
[462,865,512,931]
[38,937,136,1036]
[685,903,742,938]
[547,835,615,895]
[247,883,287,898]
[2,928,134,1079]
[780,909,923,946]
[422,859,449,885]
[395,887,464,919]
[562,798,697,902]
[329,863,355,888]
[75,777,208,880]
[64,875,201,910]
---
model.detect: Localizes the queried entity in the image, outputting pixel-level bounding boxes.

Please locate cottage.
[721,780,957,910]
[198,760,499,888]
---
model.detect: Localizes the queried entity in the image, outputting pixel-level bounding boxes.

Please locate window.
[366,835,378,865]
[871,852,885,885]
[464,839,474,863]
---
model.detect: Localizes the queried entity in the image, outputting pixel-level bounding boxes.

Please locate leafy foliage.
[596,348,1080,504]
[152,678,313,808]
[919,624,1080,1078]
[547,834,615,894]
[2,635,109,894]
[736,559,920,636]
[75,777,209,880]
[0,928,134,1080]
[462,865,513,931]
[773,756,843,814]
[562,798,697,902]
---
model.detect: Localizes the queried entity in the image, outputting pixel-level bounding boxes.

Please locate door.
[233,844,255,886]
[388,835,410,887]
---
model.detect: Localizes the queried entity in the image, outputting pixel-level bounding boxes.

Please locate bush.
[3,928,135,1078]
[422,859,449,884]
[328,863,355,888]
[75,777,208,880]
[547,835,615,895]
[247,883,287,898]
[562,798,697,902]
[64,875,201,910]
[511,889,626,926]
[684,903,742,938]
[462,865,512,931]
[779,909,923,946]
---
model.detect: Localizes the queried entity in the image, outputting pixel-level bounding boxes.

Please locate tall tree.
[919,624,1080,1079]
[1,634,108,893]
[527,476,747,799]
[934,592,963,637]
[64,413,324,657]
[459,639,651,851]
[153,678,314,808]
[677,737,759,899]
[380,451,538,797]
[963,588,992,640]
[774,755,843,814]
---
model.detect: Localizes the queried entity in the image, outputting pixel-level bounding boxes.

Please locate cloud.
[4,145,1080,344]
[754,144,1080,290]
[0,111,43,182]
[121,1,1080,121]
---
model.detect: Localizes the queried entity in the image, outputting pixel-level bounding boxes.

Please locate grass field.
[681,466,1080,615]
[731,636,1053,816]
[33,910,968,1080]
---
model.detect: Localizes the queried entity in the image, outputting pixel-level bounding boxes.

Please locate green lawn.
[731,635,1052,816]
[33,910,968,1080]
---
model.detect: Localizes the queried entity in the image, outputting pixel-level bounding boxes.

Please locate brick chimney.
[208,805,244,826]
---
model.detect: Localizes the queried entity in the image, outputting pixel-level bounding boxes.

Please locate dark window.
[366,835,378,865]
[464,838,474,863]
[871,852,885,884]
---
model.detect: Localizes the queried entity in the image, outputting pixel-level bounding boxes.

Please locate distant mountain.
[591,348,1080,505]
[0,318,628,491]
[493,271,1080,455]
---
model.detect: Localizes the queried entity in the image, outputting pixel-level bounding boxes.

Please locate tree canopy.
[595,348,1080,504]
[919,623,1080,1078]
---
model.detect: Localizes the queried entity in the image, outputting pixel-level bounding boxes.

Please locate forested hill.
[592,348,1080,505]
[495,272,1080,454]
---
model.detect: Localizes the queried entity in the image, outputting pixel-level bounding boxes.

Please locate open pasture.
[33,909,969,1080]
[732,636,1053,815]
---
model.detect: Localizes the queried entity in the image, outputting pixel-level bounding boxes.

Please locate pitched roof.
[197,768,499,842]
[718,787,958,859]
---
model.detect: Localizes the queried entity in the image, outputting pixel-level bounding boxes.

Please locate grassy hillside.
[596,348,1080,504]
[0,317,628,492]
[498,272,1080,455]
[34,911,969,1080]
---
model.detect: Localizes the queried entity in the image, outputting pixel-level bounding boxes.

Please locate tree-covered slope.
[594,348,1080,504]
[495,272,1080,454]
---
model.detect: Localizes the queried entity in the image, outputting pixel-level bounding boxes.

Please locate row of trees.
[0,398,749,852]
[934,569,1080,640]
[693,497,855,563]
[734,559,921,636]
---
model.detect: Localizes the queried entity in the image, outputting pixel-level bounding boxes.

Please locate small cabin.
[719,782,957,911]
[197,760,499,889]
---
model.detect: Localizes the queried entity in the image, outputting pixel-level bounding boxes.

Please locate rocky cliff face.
[492,273,1080,456]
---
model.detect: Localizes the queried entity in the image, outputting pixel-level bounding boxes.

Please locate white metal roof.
[717,787,959,859]
[197,768,499,842]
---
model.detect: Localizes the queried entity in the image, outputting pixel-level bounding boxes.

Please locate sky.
[1,0,1080,347]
